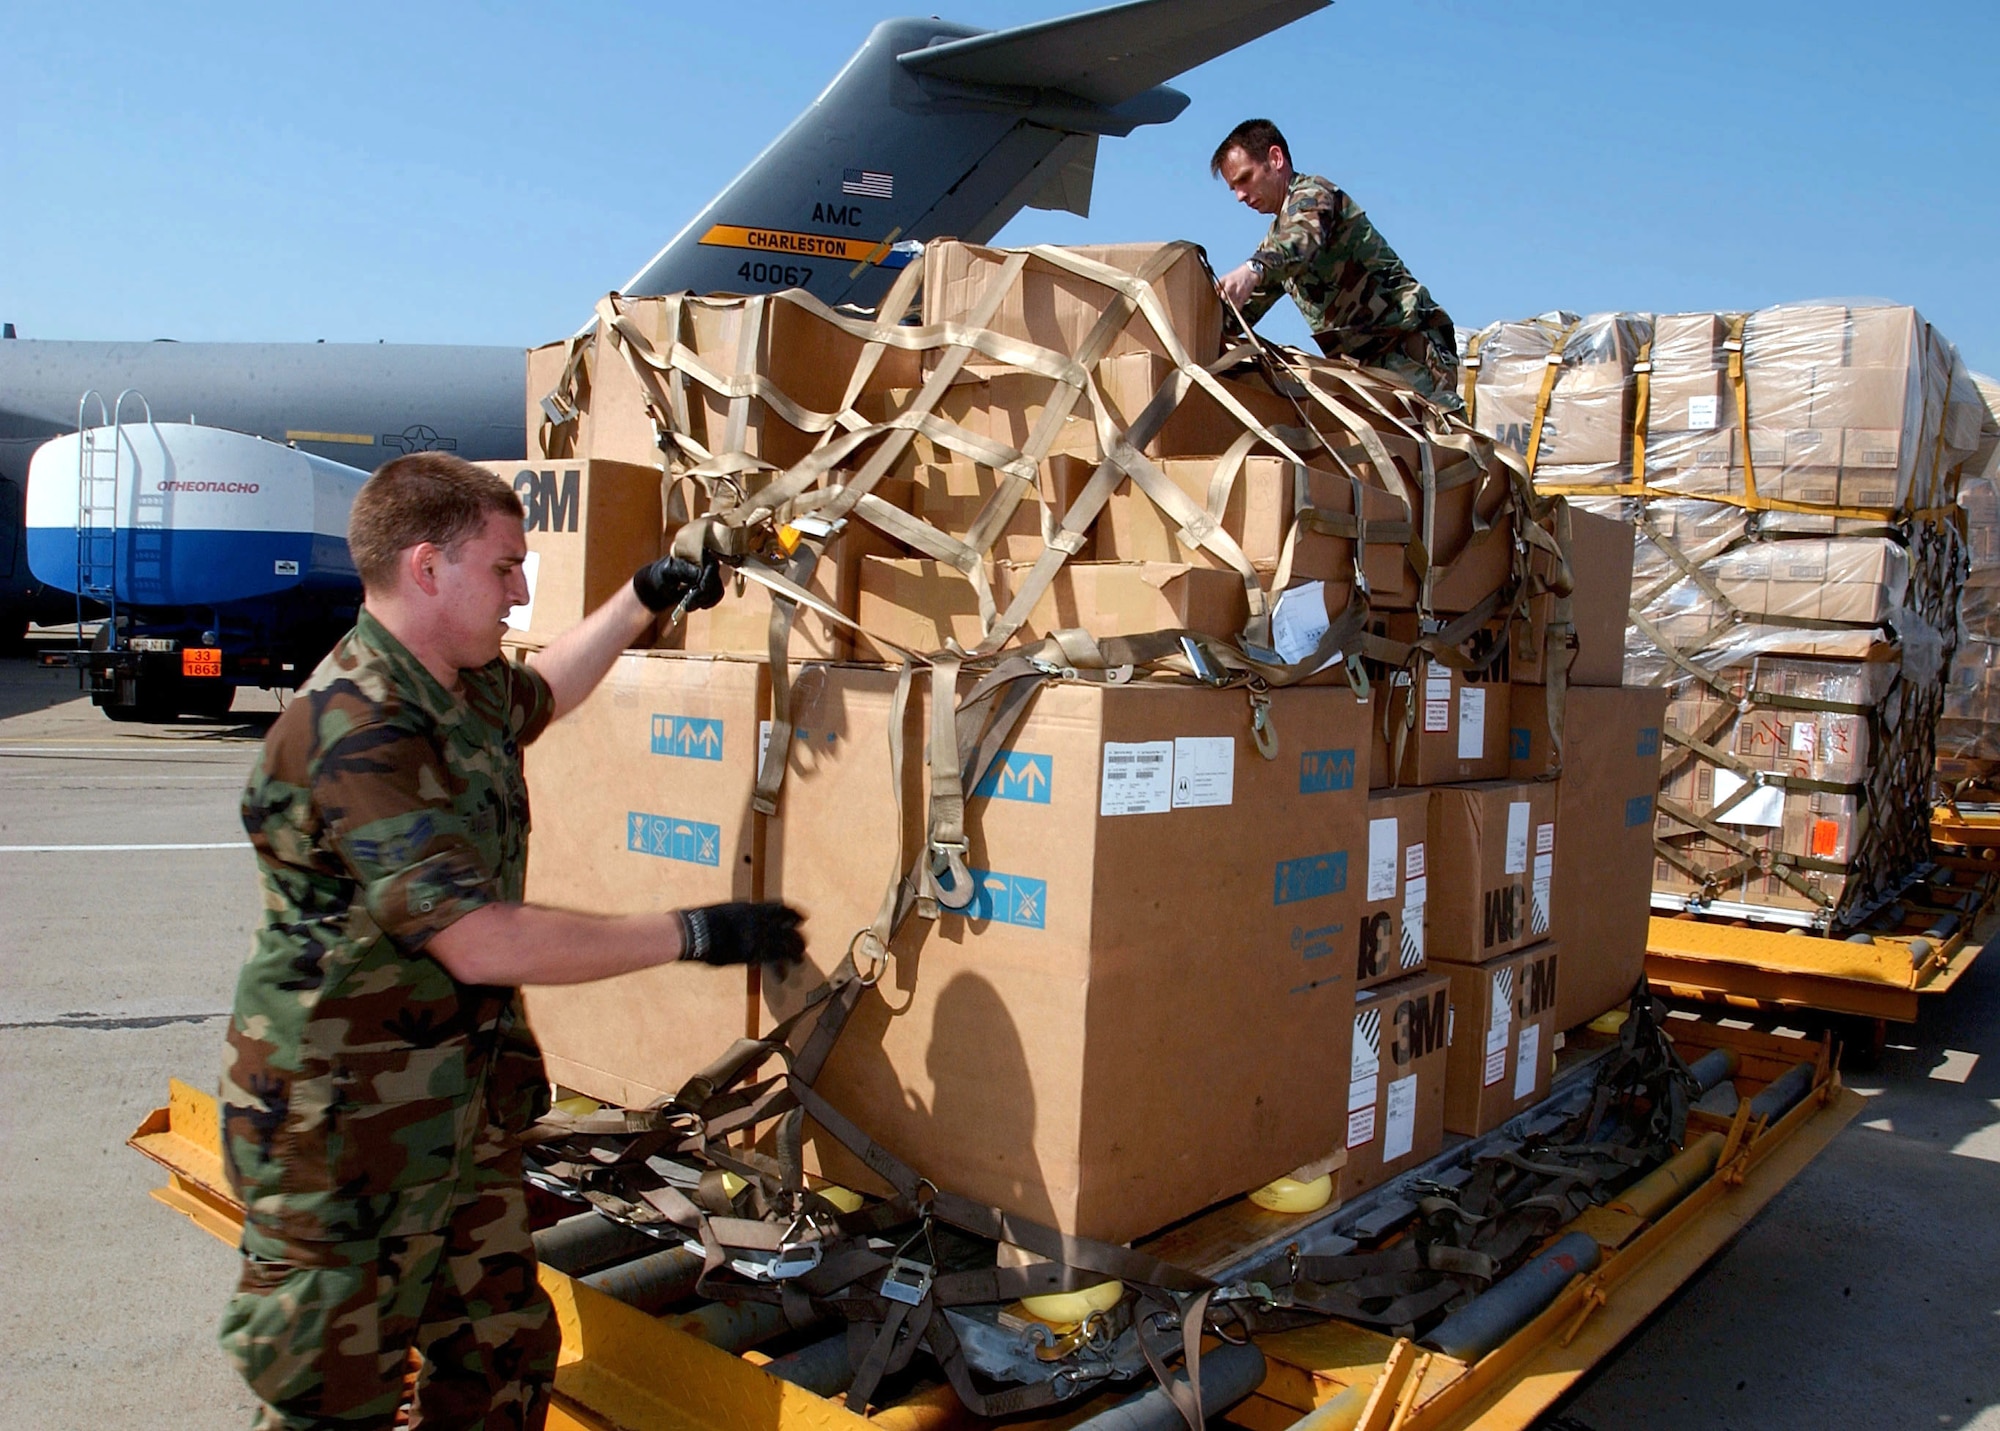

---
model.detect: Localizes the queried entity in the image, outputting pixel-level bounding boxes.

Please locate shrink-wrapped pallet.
[1473,303,1984,927]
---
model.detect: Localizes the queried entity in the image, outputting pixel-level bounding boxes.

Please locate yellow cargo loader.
[134,1015,1858,1431]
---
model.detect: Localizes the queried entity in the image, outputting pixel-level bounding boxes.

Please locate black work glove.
[633,554,725,614]
[679,901,806,969]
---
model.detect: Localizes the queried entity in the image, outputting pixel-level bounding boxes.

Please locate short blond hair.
[347,453,523,591]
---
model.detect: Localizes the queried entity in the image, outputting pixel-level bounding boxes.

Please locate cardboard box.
[1000,561,1251,645]
[1357,790,1430,990]
[1509,687,1666,1028]
[1093,353,1315,461]
[1090,454,1295,569]
[1367,617,1512,786]
[1402,456,1515,614]
[1436,941,1561,1136]
[1511,504,1635,687]
[1426,781,1560,962]
[763,668,1370,1242]
[915,457,1094,563]
[883,368,1103,470]
[853,556,998,660]
[1340,966,1451,1198]
[519,651,766,1107]
[1468,314,1644,471]
[923,240,1224,367]
[481,459,663,644]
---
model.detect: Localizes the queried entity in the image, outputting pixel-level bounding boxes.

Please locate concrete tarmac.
[2,641,1996,1430]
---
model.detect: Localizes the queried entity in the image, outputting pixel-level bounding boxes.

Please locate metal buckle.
[880,1256,934,1306]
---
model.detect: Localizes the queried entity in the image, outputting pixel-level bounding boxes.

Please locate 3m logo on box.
[1517,951,1559,1018]
[1274,851,1348,905]
[1298,748,1356,794]
[1392,989,1448,1065]
[973,752,1052,804]
[514,468,580,534]
[963,869,1047,929]
[1483,883,1526,948]
[1625,794,1654,827]
[651,715,725,761]
[627,812,722,866]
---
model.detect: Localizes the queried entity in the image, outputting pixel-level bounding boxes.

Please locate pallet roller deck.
[133,1015,1858,1431]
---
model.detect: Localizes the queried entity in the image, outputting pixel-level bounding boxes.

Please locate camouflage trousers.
[1318,325,1466,417]
[219,1130,559,1430]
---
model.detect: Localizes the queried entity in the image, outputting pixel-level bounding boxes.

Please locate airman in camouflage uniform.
[216,452,803,1429]
[1212,119,1464,415]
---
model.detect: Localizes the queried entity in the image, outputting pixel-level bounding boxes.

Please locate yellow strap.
[1461,328,1487,429]
[1532,478,1935,528]
[1523,319,1576,476]
[1724,313,1755,502]
[1630,335,1654,487]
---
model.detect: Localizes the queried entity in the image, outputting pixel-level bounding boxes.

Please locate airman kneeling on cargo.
[1212,118,1464,415]
[216,452,806,1430]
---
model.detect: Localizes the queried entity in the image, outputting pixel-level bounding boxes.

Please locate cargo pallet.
[134,1017,1858,1431]
[1931,801,2000,853]
[1645,864,1995,1044]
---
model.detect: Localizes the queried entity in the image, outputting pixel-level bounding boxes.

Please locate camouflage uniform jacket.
[1243,173,1457,366]
[222,608,556,1248]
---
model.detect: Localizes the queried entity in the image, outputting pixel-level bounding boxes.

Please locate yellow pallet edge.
[131,1036,1860,1431]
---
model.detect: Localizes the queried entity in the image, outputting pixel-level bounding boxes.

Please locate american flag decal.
[843,168,893,199]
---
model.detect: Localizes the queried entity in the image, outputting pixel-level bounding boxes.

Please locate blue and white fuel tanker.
[27,421,367,720]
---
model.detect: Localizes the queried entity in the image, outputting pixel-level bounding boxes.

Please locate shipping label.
[964,869,1047,930]
[628,811,722,867]
[1504,802,1530,874]
[1485,966,1514,1086]
[1383,1073,1418,1162]
[1274,851,1349,905]
[1513,1022,1542,1100]
[1348,1005,1381,1147]
[1366,817,1400,902]
[1172,737,1234,808]
[1100,741,1172,815]
[975,751,1053,804]
[1457,686,1487,759]
[651,715,725,761]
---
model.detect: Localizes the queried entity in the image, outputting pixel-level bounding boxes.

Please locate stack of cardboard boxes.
[1938,378,2000,781]
[496,242,1657,1246]
[1464,303,1984,926]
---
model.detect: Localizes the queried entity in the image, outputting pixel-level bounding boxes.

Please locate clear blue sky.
[3,1,1996,371]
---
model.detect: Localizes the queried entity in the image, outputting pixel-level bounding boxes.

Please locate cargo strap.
[1629,336,1653,487]
[1224,989,1694,1341]
[1523,318,1578,477]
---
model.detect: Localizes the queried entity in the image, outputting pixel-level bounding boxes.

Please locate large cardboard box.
[1340,966,1451,1198]
[1471,316,1643,472]
[914,458,1094,563]
[1357,789,1430,990]
[1511,504,1635,688]
[519,651,766,1107]
[1001,561,1251,645]
[853,556,999,660]
[1508,687,1666,1029]
[1367,618,1512,787]
[1426,781,1560,963]
[481,459,663,645]
[565,294,921,471]
[923,241,1224,366]
[682,485,915,661]
[1088,457,1411,612]
[1436,941,1561,1136]
[763,669,1371,1242]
